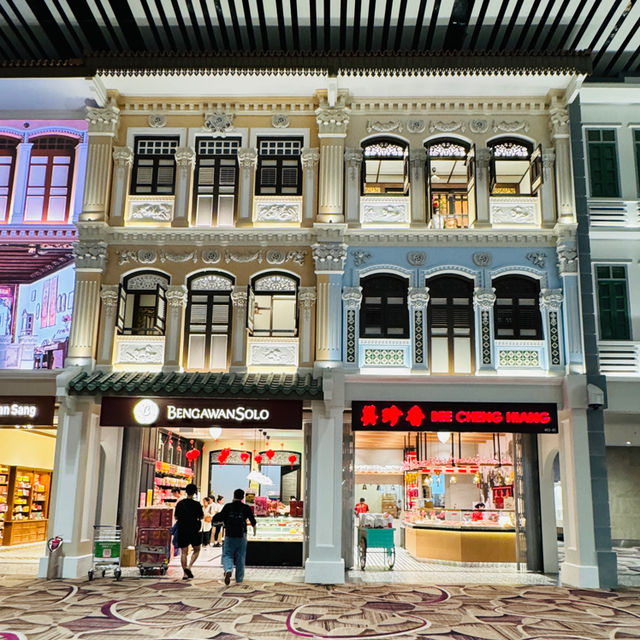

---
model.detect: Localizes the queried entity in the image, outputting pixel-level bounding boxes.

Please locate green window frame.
[596,265,631,340]
[586,129,620,198]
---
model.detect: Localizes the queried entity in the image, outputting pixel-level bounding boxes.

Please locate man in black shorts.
[174,483,204,580]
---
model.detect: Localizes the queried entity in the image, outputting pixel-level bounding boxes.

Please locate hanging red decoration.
[265,449,275,464]
[254,454,263,465]
[288,454,297,468]
[217,453,227,465]
[217,447,231,465]
[186,448,200,466]
[240,451,250,463]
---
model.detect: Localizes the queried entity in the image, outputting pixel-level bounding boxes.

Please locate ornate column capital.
[166,285,187,308]
[557,232,578,274]
[231,287,248,308]
[542,148,556,169]
[298,286,317,310]
[312,243,347,273]
[113,146,133,167]
[540,288,563,311]
[408,287,430,308]
[476,147,492,167]
[549,95,570,138]
[73,241,108,271]
[316,106,350,137]
[473,287,496,310]
[100,284,119,309]
[342,286,363,309]
[237,148,257,169]
[344,148,363,166]
[175,146,196,167]
[410,148,427,170]
[301,147,320,170]
[85,100,120,136]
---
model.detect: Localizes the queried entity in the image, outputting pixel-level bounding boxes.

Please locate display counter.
[403,508,516,563]
[245,516,303,567]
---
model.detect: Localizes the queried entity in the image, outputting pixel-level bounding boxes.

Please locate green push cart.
[357,527,395,570]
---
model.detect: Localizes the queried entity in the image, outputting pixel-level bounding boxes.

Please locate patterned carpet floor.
[0,576,638,640]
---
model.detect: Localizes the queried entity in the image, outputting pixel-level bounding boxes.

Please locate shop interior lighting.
[437,431,451,444]
[209,426,222,439]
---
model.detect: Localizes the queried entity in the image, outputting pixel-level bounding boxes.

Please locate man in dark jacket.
[211,488,257,585]
[174,483,204,580]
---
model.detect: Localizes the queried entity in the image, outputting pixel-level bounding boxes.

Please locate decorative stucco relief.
[128,201,173,222]
[116,337,165,364]
[254,200,301,223]
[361,198,410,224]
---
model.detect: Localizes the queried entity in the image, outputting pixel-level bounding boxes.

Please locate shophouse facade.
[42,54,615,587]
[569,83,640,552]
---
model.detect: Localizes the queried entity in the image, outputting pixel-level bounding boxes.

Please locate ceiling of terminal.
[0,1,638,79]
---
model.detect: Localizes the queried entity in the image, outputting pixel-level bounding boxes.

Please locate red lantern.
[288,454,297,468]
[265,449,275,464]
[240,451,250,463]
[186,448,200,466]
[217,453,226,465]
[254,454,263,465]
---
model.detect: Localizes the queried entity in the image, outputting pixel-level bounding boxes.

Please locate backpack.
[224,504,247,537]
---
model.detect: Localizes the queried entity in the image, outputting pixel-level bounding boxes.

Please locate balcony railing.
[598,341,640,375]
[588,199,640,227]
[489,196,540,227]
[358,338,411,368]
[495,340,545,370]
[360,195,411,226]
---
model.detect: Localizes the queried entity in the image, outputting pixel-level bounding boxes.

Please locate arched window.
[116,271,169,336]
[488,138,542,197]
[249,272,298,337]
[360,274,409,338]
[361,138,409,196]
[427,275,474,374]
[0,136,19,223]
[25,135,78,223]
[493,275,542,340]
[426,138,474,228]
[185,272,234,370]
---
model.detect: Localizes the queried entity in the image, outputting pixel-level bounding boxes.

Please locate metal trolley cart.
[357,527,396,570]
[89,525,122,581]
[136,527,171,576]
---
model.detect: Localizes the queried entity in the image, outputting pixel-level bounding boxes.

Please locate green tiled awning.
[68,370,323,400]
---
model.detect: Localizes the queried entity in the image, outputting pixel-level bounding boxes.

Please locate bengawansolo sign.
[351,401,558,433]
[100,397,302,429]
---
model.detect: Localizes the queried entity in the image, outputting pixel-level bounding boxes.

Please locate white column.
[540,149,557,227]
[81,101,119,221]
[38,397,101,578]
[164,285,187,371]
[408,287,429,371]
[410,148,427,227]
[305,401,345,584]
[109,146,133,226]
[66,241,108,367]
[540,288,565,372]
[301,148,319,227]
[230,287,248,371]
[9,142,32,223]
[96,284,119,367]
[550,95,575,223]
[342,287,362,369]
[473,287,496,372]
[172,146,195,227]
[316,105,350,223]
[313,243,347,364]
[344,148,362,227]
[473,148,491,228]
[95,426,123,526]
[298,287,316,367]
[237,148,257,227]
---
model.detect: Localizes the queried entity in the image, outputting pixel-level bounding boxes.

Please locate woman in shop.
[201,496,214,547]
[212,495,224,547]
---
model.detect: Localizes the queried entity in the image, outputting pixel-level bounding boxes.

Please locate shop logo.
[133,399,160,425]
[0,403,37,419]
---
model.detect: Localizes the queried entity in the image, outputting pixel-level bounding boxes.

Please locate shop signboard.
[100,396,303,429]
[0,396,55,426]
[351,401,558,433]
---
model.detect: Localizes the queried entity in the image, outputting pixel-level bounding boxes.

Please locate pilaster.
[237,148,257,227]
[550,95,575,223]
[298,287,317,367]
[541,149,557,227]
[473,148,491,228]
[344,148,362,227]
[164,285,187,371]
[410,148,427,227]
[230,287,248,371]
[473,287,496,372]
[540,288,565,371]
[172,146,196,227]
[301,148,319,227]
[342,286,362,368]
[109,146,133,226]
[96,284,119,367]
[81,100,119,222]
[408,287,429,371]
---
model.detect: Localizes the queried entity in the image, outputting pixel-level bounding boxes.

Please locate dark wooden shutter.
[154,284,167,334]
[588,135,620,197]
[116,284,127,334]
[530,144,543,194]
[598,278,630,340]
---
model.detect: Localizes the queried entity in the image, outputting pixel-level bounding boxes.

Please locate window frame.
[585,128,621,198]
[255,137,303,196]
[130,136,179,196]
[248,272,299,337]
[492,275,543,340]
[595,264,631,340]
[361,137,410,196]
[359,273,410,339]
[0,136,19,223]
[116,271,169,336]
[488,137,542,197]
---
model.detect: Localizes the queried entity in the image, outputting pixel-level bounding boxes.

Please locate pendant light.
[209,426,222,439]
[437,431,451,444]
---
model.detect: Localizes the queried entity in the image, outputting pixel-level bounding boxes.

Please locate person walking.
[212,495,225,547]
[201,496,214,547]
[174,483,204,580]
[211,488,256,585]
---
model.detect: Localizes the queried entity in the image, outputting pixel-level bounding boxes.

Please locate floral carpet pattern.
[0,576,638,640]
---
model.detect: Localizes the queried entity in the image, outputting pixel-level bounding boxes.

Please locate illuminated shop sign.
[351,401,558,433]
[0,396,55,426]
[100,397,302,429]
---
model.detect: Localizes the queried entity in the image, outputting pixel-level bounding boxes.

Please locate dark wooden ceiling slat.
[106,0,146,50]
[323,0,331,51]
[241,0,256,51]
[0,2,43,59]
[66,0,110,50]
[602,11,640,76]
[93,0,125,51]
[381,0,394,52]
[152,0,177,50]
[339,0,347,51]
[309,0,317,50]
[513,0,543,50]
[226,0,244,49]
[528,0,556,51]
[184,0,205,50]
[468,0,490,50]
[366,0,376,51]
[50,0,85,52]
[275,0,287,50]
[586,2,620,53]
[289,0,300,50]
[394,0,408,50]
[256,0,270,50]
[169,0,194,49]
[213,0,231,50]
[498,0,525,50]
[138,0,166,50]
[540,0,572,51]
[424,0,443,50]
[353,0,362,50]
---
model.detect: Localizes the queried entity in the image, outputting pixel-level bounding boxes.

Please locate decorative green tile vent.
[364,348,405,367]
[498,350,540,368]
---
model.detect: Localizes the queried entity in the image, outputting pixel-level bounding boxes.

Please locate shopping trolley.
[89,525,122,581]
[357,527,396,570]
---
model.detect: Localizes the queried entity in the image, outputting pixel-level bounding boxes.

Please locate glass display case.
[246,516,304,567]
[253,516,303,542]
[404,507,515,531]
